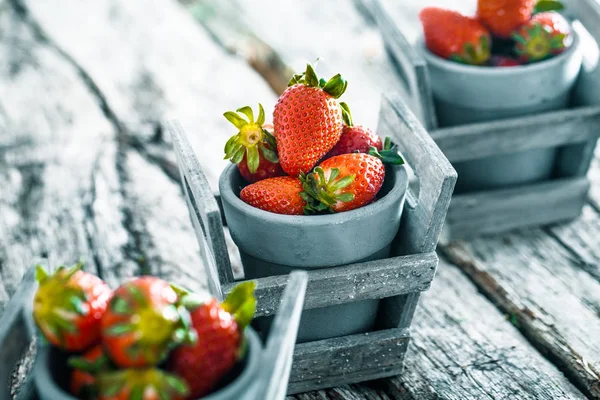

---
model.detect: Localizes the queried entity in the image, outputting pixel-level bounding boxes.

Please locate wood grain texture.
[442,231,600,398]
[378,94,457,255]
[259,271,308,400]
[223,253,437,317]
[0,1,130,300]
[289,329,410,394]
[446,177,590,239]
[383,258,585,400]
[0,268,36,400]
[431,107,600,162]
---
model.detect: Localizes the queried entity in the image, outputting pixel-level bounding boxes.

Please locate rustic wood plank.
[442,231,600,398]
[289,329,410,395]
[259,271,308,400]
[430,107,600,162]
[0,1,133,299]
[384,257,585,400]
[223,253,437,317]
[20,0,278,192]
[446,177,589,239]
[15,0,278,289]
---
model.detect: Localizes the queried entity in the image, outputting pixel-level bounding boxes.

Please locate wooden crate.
[371,0,600,239]
[169,92,457,394]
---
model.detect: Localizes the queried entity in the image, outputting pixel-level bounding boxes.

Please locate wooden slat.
[258,271,308,400]
[0,268,37,400]
[446,177,589,239]
[377,94,457,255]
[223,253,437,317]
[431,107,600,162]
[170,121,233,288]
[384,257,585,400]
[289,329,410,394]
[442,231,600,398]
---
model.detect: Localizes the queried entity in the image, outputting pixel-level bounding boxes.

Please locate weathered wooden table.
[0,0,598,398]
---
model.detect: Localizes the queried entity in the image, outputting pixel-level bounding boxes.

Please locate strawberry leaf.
[231,146,245,164]
[246,146,260,174]
[337,193,355,202]
[105,323,135,336]
[233,296,256,330]
[340,102,353,126]
[259,144,279,164]
[223,111,248,130]
[35,265,48,283]
[222,281,256,315]
[305,63,319,87]
[236,106,254,123]
[323,74,347,98]
[256,103,266,126]
[534,0,564,14]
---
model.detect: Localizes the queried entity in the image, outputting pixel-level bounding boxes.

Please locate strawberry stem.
[368,137,405,165]
[300,167,355,214]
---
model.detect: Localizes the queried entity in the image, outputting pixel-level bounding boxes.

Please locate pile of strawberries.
[420,0,570,67]
[33,263,256,400]
[223,63,404,216]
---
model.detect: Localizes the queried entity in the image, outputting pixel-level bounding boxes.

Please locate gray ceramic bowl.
[34,328,261,400]
[220,163,409,342]
[419,30,583,192]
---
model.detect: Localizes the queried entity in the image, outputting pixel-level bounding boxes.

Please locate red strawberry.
[273,64,347,176]
[477,0,535,38]
[240,176,306,215]
[33,263,112,352]
[325,111,383,158]
[302,153,386,213]
[513,11,571,63]
[69,345,111,400]
[420,7,491,65]
[489,55,521,67]
[224,104,284,183]
[97,369,188,400]
[101,277,194,368]
[167,282,256,399]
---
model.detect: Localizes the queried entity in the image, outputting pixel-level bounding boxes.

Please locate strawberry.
[167,282,256,399]
[302,153,386,213]
[68,345,111,400]
[97,369,188,400]
[101,276,194,368]
[240,176,306,215]
[489,55,521,67]
[33,263,112,352]
[513,11,571,63]
[419,7,491,65]
[325,105,383,158]
[273,63,347,176]
[224,104,284,183]
[477,0,535,38]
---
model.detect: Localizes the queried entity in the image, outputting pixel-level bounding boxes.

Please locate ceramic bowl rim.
[418,27,580,76]
[219,162,409,225]
[34,328,262,400]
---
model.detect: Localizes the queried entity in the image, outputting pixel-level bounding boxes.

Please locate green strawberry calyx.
[104,283,197,364]
[533,0,564,14]
[367,137,405,165]
[450,35,491,65]
[288,63,348,99]
[300,167,356,214]
[98,369,188,400]
[223,103,279,174]
[513,22,568,63]
[340,102,353,126]
[33,262,89,346]
[221,281,257,331]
